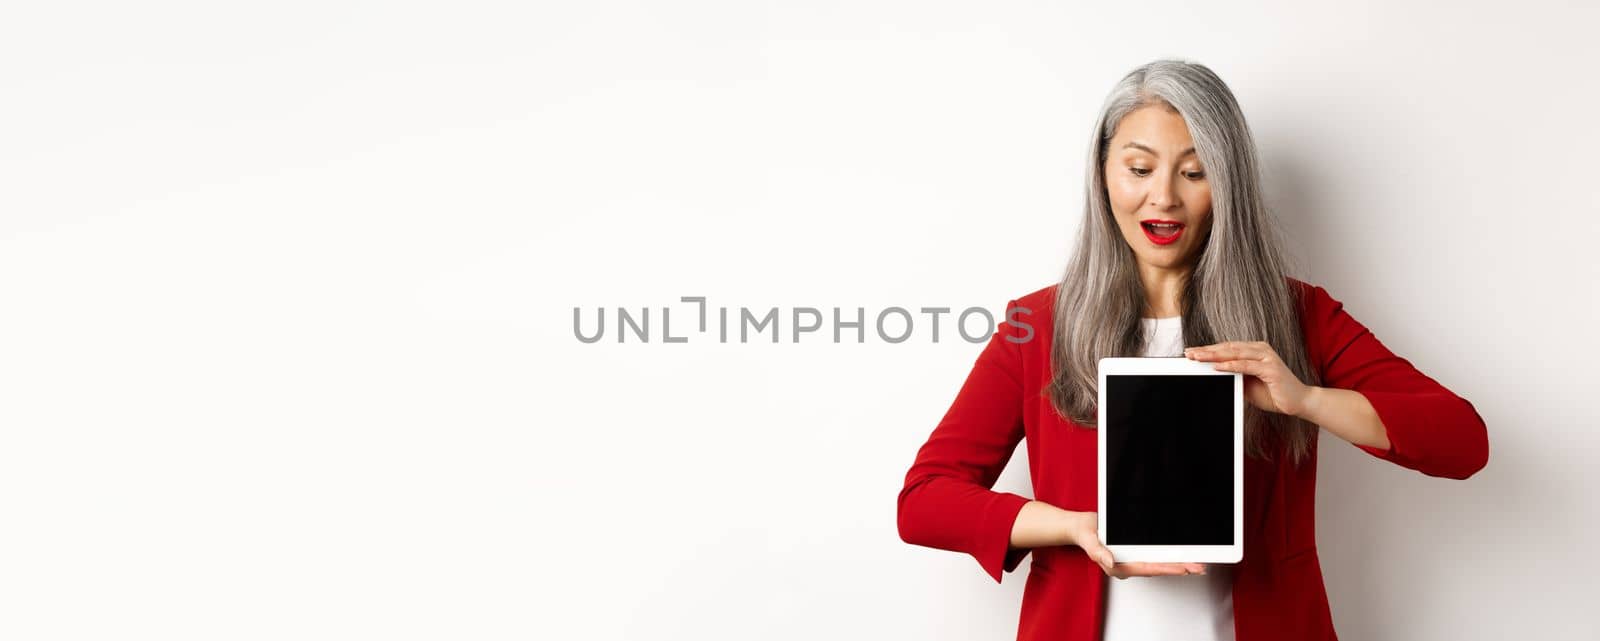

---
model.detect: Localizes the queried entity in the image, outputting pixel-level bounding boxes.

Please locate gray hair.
[1046,58,1322,464]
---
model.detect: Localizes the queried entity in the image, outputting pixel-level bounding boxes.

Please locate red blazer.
[896,277,1489,641]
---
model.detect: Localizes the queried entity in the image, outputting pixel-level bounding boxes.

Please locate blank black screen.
[1105,374,1233,545]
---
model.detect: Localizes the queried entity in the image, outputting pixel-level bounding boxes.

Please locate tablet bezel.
[1097,356,1244,563]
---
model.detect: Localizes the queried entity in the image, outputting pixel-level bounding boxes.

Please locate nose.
[1149,172,1180,209]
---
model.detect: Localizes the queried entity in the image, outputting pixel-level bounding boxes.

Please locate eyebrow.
[1123,141,1196,157]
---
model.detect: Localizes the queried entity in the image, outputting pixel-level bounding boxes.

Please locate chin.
[1139,252,1190,269]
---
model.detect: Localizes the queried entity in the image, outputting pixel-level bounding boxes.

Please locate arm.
[1009,500,1078,549]
[1298,386,1390,451]
[1010,500,1195,577]
[896,299,1033,583]
[1305,284,1490,479]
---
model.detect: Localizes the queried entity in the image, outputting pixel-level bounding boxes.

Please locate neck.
[1138,263,1190,318]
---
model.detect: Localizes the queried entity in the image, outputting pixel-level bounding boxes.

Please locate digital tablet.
[1097,357,1243,563]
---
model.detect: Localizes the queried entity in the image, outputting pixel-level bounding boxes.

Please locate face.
[1103,105,1214,271]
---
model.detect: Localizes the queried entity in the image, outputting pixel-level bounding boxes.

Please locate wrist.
[1297,385,1327,422]
[1059,508,1093,546]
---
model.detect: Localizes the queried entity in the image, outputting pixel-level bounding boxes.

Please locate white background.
[2,2,1597,640]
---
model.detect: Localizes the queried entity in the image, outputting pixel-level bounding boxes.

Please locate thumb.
[1083,540,1115,573]
[1066,511,1114,573]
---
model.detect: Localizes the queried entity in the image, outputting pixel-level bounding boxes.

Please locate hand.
[1061,511,1207,579]
[1184,341,1314,417]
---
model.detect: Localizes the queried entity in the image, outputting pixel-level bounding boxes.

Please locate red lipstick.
[1140,219,1185,245]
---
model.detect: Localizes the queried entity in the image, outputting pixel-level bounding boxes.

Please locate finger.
[1112,562,1193,577]
[1186,341,1271,363]
[1212,359,1270,377]
[1186,343,1258,362]
[1182,341,1240,361]
[1117,562,1208,577]
[1157,562,1205,575]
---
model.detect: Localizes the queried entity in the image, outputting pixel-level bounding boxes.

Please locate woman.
[895,59,1489,641]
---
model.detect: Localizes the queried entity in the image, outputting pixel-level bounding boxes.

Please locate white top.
[1100,315,1237,641]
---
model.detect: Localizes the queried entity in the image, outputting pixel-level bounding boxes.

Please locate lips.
[1140,219,1185,246]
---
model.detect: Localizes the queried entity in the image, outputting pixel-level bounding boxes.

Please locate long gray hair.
[1046,59,1322,464]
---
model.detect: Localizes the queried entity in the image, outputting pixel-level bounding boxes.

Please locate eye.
[1128,167,1151,177]
[1184,170,1206,180]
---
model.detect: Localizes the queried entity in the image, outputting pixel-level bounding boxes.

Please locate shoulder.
[1286,275,1320,306]
[1006,283,1058,331]
[1010,282,1057,316]
[1284,275,1349,326]
[1284,276,1368,375]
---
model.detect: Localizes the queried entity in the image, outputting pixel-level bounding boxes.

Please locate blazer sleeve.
[896,298,1033,584]
[1309,284,1490,479]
